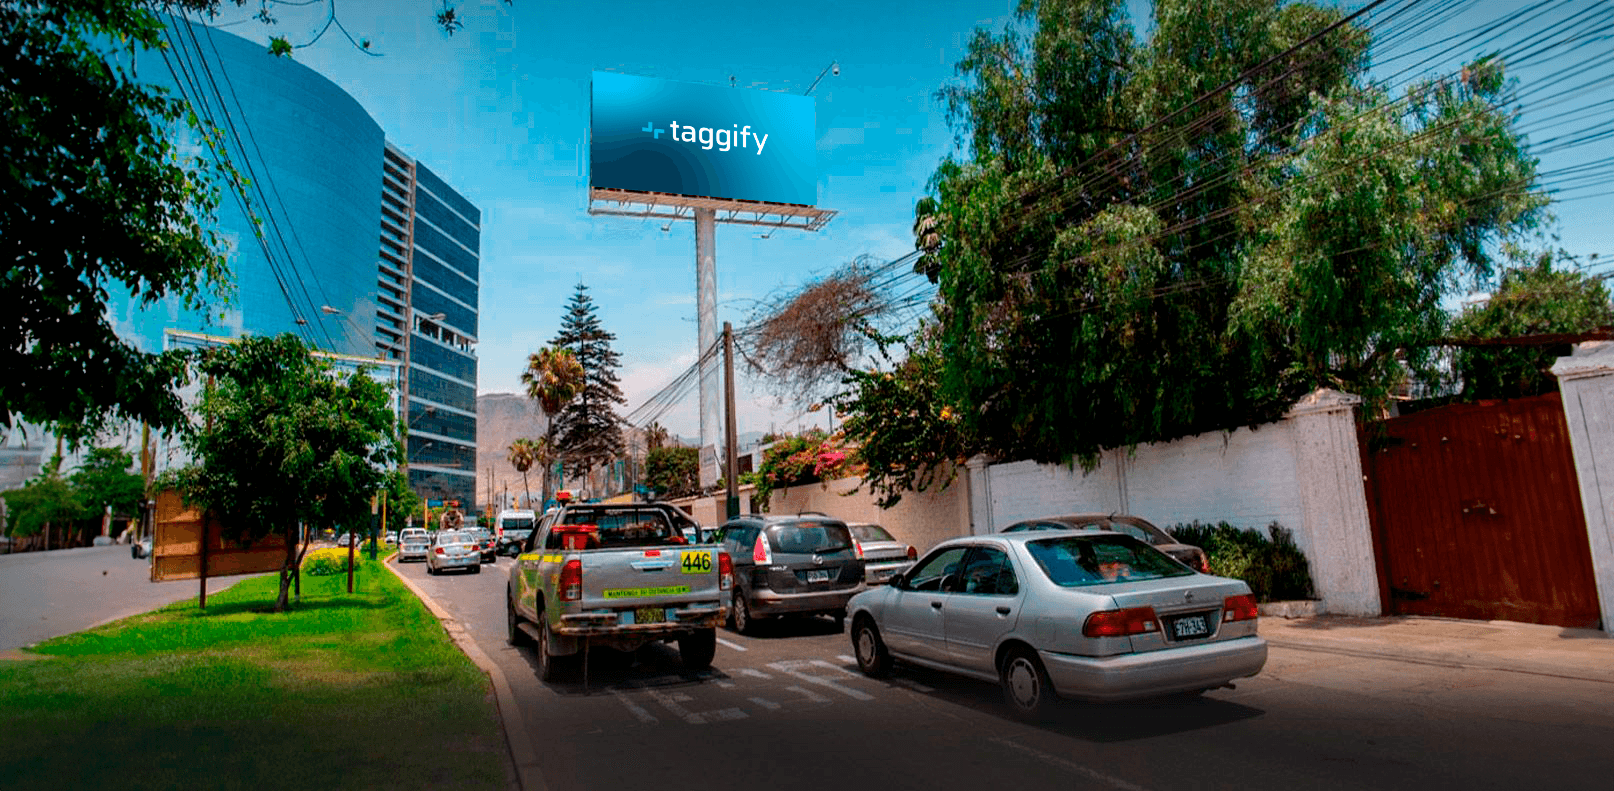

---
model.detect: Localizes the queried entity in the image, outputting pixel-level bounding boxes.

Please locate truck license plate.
[807,570,831,583]
[634,607,666,624]
[1172,614,1209,639]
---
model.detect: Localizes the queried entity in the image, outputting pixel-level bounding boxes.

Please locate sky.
[192,0,1614,447]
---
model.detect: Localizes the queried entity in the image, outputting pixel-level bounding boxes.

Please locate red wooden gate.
[1361,392,1601,629]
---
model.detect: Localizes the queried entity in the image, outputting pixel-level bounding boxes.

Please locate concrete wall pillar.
[1551,342,1614,635]
[1285,388,1382,616]
[965,455,994,535]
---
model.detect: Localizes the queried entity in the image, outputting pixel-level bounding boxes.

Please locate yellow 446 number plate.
[680,550,713,574]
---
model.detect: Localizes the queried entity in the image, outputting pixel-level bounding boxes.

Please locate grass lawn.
[0,549,509,791]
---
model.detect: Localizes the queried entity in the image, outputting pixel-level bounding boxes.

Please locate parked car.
[131,536,152,560]
[466,528,497,563]
[716,514,866,634]
[1000,513,1210,573]
[427,530,480,575]
[397,528,431,563]
[847,530,1266,720]
[846,522,918,585]
[384,531,399,545]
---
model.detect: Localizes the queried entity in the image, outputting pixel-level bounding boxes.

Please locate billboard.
[591,71,816,206]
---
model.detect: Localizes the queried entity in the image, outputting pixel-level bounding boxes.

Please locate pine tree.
[551,283,627,476]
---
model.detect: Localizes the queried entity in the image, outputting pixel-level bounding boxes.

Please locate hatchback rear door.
[761,520,863,594]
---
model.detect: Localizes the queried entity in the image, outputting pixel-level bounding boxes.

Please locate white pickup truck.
[506,502,733,680]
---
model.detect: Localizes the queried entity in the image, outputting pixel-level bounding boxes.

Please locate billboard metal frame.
[587,187,835,231]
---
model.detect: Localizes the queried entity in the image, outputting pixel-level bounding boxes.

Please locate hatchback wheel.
[731,592,759,635]
[1001,648,1055,722]
[852,617,892,678]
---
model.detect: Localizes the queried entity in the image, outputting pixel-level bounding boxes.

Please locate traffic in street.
[394,553,1614,791]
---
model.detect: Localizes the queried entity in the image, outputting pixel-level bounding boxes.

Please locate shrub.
[1166,521,1316,602]
[301,548,358,577]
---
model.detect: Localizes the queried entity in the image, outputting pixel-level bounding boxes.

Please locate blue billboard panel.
[591,71,816,206]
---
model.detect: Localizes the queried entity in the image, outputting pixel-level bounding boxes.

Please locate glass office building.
[100,16,480,507]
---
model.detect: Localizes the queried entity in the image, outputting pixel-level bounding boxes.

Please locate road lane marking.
[716,681,736,688]
[609,689,658,724]
[770,660,875,701]
[706,707,749,722]
[737,668,772,679]
[988,737,1151,791]
[717,637,748,652]
[749,697,781,710]
[784,685,830,704]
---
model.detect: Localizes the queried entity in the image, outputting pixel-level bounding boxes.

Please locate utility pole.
[723,322,740,520]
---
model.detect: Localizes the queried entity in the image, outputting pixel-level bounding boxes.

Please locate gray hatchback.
[718,514,866,634]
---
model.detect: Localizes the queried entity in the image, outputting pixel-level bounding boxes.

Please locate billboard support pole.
[695,208,720,476]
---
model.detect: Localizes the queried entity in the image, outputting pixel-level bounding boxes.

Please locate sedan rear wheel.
[852,617,892,678]
[1001,648,1055,722]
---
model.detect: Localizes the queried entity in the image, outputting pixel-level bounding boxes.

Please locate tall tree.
[520,345,584,504]
[550,283,627,481]
[169,333,401,611]
[506,438,538,509]
[1,458,87,549]
[2,0,244,443]
[921,0,1544,469]
[69,446,146,520]
[1450,254,1614,400]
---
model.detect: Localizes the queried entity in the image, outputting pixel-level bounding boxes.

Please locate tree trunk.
[520,469,530,510]
[276,528,296,612]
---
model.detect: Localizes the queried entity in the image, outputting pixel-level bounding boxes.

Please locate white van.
[495,509,537,555]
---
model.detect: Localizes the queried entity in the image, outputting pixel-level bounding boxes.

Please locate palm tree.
[507,439,539,509]
[521,346,585,506]
[646,421,670,452]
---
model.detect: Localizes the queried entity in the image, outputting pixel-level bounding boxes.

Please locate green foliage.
[1,0,246,441]
[168,334,402,610]
[1451,255,1614,400]
[832,329,973,507]
[1167,521,1315,602]
[68,446,145,518]
[1,466,87,538]
[550,284,626,473]
[750,429,860,510]
[924,0,1545,468]
[644,446,699,500]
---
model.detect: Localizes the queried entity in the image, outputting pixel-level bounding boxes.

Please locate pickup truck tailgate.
[581,545,724,624]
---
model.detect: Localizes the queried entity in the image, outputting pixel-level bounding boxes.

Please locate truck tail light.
[1222,594,1259,623]
[718,551,733,591]
[753,536,772,565]
[853,540,865,560]
[906,545,918,561]
[558,559,583,602]
[1082,606,1160,637]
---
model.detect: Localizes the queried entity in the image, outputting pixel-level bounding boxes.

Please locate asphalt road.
[399,556,1614,791]
[0,545,258,653]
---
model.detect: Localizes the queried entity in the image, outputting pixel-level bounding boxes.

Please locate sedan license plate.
[1171,614,1210,639]
[807,570,832,584]
[634,606,666,625]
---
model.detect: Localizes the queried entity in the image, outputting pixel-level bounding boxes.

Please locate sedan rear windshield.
[848,524,895,542]
[768,521,854,554]
[1026,535,1193,587]
[437,531,468,544]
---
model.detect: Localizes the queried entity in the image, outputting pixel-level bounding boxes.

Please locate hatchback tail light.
[906,545,918,561]
[752,535,772,565]
[558,559,583,602]
[1082,606,1160,637]
[1222,594,1259,623]
[717,551,733,591]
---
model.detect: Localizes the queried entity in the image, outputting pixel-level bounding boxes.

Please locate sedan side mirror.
[887,572,906,589]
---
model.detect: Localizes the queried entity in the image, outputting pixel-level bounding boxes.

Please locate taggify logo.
[642,121,769,155]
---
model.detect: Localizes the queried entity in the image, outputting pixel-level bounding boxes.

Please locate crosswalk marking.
[646,687,707,724]
[784,684,831,704]
[717,637,748,652]
[837,655,856,664]
[737,668,773,679]
[770,660,875,701]
[609,689,659,724]
[749,697,781,710]
[893,678,936,693]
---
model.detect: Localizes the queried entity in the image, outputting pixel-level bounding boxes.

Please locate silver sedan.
[426,530,481,576]
[846,530,1267,720]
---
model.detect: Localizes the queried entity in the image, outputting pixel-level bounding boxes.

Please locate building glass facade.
[380,147,481,509]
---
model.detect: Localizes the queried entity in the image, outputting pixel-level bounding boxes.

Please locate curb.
[383,557,548,791]
[1262,635,1614,685]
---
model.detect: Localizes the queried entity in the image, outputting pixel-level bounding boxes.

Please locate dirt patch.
[0,649,49,661]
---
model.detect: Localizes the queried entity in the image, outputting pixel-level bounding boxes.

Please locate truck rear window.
[552,508,680,548]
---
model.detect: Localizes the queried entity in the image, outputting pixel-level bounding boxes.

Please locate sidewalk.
[1259,612,1614,684]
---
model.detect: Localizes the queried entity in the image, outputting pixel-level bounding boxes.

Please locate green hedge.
[1166,521,1316,602]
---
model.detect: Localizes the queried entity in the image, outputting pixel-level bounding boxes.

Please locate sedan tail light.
[1082,606,1160,637]
[1222,594,1259,623]
[717,551,733,591]
[558,559,583,602]
[434,547,445,555]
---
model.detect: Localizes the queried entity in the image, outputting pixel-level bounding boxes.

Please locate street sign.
[428,499,443,507]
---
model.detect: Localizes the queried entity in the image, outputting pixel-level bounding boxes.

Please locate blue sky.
[198,0,1614,442]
